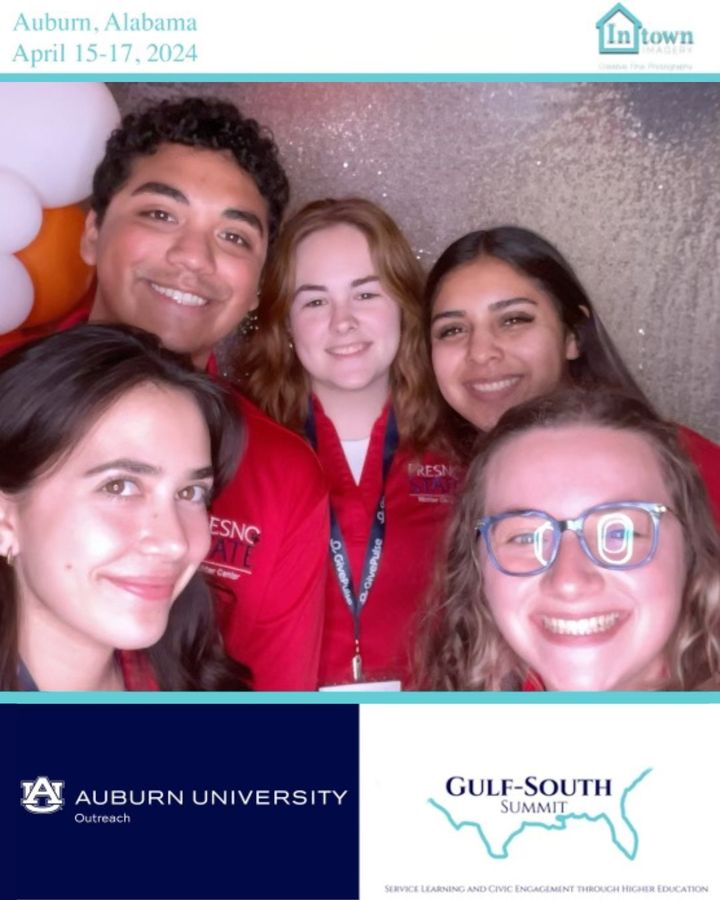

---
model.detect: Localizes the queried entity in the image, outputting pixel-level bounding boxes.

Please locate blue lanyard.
[306,403,399,681]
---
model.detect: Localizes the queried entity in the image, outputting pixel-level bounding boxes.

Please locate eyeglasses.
[476,501,672,577]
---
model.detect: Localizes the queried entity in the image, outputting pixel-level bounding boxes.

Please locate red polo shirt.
[202,377,329,690]
[311,397,459,687]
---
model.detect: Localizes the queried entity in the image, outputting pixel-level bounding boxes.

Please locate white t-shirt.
[340,437,371,484]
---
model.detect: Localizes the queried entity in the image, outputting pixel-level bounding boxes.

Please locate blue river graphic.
[428,767,652,860]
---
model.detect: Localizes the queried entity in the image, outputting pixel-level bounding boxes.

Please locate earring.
[239,309,259,339]
[5,548,14,567]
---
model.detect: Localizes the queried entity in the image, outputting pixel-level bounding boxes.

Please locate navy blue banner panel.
[10,704,359,900]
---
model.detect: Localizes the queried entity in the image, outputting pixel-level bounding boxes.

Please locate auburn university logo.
[20,775,65,814]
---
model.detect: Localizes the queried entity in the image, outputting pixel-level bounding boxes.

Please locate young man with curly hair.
[79,97,328,690]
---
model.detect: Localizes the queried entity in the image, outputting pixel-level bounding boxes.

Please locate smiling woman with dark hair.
[425,226,720,522]
[0,323,250,691]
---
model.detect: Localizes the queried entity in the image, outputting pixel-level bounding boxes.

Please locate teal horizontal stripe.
[2,690,719,704]
[1,73,720,83]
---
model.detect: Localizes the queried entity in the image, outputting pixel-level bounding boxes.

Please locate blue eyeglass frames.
[476,501,673,577]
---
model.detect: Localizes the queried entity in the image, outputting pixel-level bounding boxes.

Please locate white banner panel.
[361,704,718,896]
[0,0,718,75]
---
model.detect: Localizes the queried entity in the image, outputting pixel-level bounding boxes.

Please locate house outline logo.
[596,3,643,54]
[20,775,65,814]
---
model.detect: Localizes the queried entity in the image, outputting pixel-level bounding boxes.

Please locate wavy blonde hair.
[237,197,443,449]
[415,389,720,691]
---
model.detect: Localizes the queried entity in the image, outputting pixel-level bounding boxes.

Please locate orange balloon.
[15,204,94,328]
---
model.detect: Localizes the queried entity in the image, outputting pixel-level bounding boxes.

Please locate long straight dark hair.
[425,226,654,457]
[0,324,250,691]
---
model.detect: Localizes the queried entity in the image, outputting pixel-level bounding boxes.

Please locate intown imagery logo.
[21,775,65,814]
[428,768,652,860]
[596,4,694,54]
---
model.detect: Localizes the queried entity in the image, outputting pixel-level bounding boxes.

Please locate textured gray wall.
[110,82,720,441]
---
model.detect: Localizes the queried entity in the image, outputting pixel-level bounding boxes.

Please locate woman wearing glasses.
[425,226,720,523]
[417,389,720,691]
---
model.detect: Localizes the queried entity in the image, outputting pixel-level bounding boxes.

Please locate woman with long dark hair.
[425,226,720,519]
[0,324,250,691]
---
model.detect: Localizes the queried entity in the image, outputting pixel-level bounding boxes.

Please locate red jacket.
[204,386,329,691]
[312,397,459,687]
[678,426,720,526]
[118,651,159,690]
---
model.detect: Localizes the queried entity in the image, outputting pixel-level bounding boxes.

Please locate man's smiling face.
[82,142,269,368]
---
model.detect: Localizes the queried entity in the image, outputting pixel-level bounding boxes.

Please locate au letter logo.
[21,776,65,814]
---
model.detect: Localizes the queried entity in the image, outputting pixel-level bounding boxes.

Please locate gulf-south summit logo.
[21,775,65,814]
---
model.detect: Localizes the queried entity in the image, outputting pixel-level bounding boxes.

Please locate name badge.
[318,680,402,692]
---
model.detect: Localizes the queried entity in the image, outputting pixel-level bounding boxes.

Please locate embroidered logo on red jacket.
[407,462,460,503]
[201,516,262,581]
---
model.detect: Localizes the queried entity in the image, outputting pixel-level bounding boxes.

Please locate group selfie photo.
[1,81,718,694]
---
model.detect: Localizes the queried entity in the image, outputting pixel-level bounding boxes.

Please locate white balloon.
[0,254,34,334]
[0,83,120,207]
[0,168,42,253]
